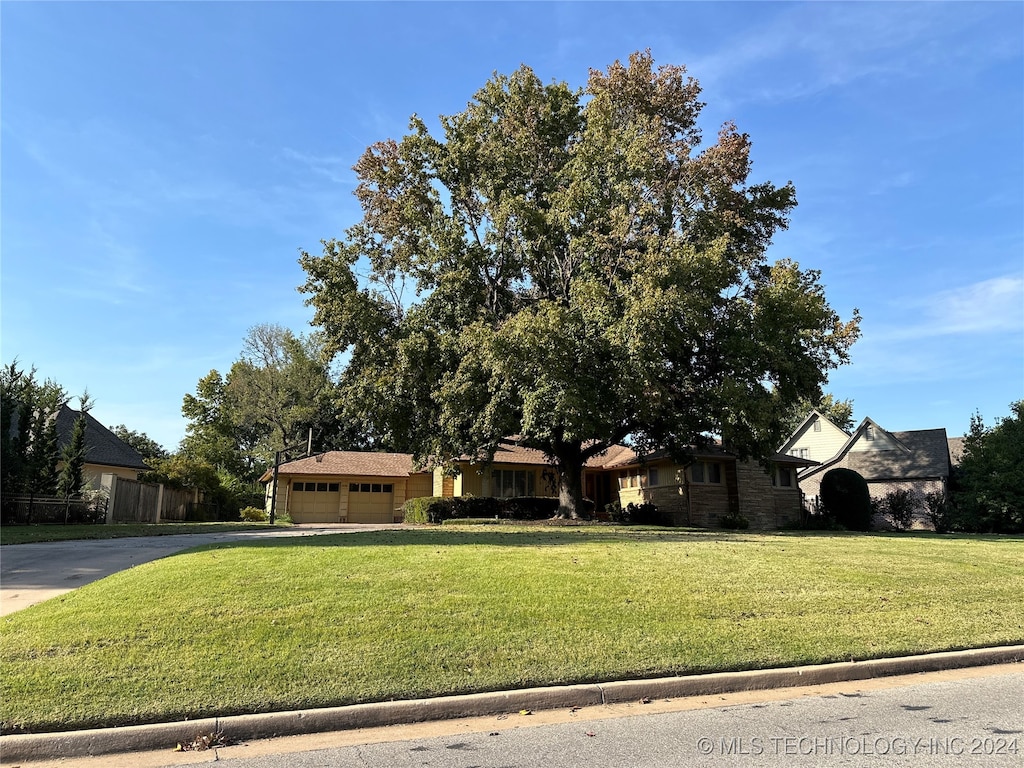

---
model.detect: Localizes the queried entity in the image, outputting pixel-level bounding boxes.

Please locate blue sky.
[2,1,1022,452]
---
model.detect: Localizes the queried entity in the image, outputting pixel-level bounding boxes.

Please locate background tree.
[780,392,855,435]
[300,51,860,517]
[953,401,1023,533]
[180,324,349,483]
[180,370,247,476]
[109,425,169,464]
[1,361,66,496]
[226,323,346,466]
[57,392,92,500]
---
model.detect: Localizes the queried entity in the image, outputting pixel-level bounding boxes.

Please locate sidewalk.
[3,644,1021,763]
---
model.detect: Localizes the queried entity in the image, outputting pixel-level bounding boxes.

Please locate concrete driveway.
[0,524,408,616]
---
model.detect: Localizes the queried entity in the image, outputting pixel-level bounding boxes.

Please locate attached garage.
[263,451,432,524]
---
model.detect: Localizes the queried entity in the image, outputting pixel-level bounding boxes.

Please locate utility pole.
[268,428,313,525]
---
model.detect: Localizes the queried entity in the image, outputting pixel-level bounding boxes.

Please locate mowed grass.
[2,528,1022,733]
[0,522,291,545]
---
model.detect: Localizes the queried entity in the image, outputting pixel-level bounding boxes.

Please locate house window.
[328,483,339,492]
[293,482,306,492]
[773,468,793,487]
[866,425,875,441]
[491,469,535,498]
[813,420,822,432]
[350,483,392,493]
[790,447,809,459]
[690,462,721,484]
[648,467,659,487]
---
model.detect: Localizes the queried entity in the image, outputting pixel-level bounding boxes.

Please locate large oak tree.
[300,52,860,517]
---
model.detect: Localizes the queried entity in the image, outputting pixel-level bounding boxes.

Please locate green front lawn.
[0,521,290,545]
[2,528,1022,733]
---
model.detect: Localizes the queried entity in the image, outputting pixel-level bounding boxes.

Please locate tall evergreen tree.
[1,361,66,496]
[57,392,92,500]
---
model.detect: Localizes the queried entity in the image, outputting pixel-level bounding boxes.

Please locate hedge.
[402,496,594,524]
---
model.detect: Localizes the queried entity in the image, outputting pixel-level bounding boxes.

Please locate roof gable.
[777,409,850,455]
[56,406,150,471]
[801,418,951,482]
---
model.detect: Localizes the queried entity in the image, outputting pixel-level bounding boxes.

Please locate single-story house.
[263,438,814,529]
[261,451,433,524]
[780,412,953,509]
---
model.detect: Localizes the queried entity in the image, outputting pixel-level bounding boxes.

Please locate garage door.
[289,481,341,523]
[347,482,395,523]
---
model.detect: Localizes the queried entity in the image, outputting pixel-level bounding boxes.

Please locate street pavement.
[13,664,1021,768]
[0,524,406,615]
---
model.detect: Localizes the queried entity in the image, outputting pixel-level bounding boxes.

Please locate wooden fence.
[105,476,204,524]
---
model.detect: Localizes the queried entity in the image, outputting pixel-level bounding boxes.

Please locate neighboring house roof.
[260,438,818,484]
[947,436,965,466]
[262,451,425,482]
[606,444,817,470]
[800,417,951,481]
[56,406,149,471]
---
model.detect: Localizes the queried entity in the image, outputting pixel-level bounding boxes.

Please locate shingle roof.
[263,436,819,483]
[267,451,426,481]
[56,406,149,471]
[947,436,965,466]
[807,427,951,481]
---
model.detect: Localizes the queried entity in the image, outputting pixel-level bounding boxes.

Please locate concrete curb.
[3,645,1022,762]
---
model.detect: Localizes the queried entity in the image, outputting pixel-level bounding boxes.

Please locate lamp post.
[268,429,313,525]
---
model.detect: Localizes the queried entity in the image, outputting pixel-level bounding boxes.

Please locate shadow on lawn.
[204,527,1024,552]
[205,526,755,550]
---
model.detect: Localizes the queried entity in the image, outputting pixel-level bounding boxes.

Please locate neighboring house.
[788,415,953,507]
[55,405,150,488]
[777,410,851,464]
[263,438,814,529]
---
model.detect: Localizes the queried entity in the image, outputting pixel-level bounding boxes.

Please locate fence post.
[155,483,165,523]
[102,474,118,525]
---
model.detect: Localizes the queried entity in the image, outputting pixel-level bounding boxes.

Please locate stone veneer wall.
[735,460,802,529]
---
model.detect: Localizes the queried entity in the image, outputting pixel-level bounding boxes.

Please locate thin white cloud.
[281,148,357,186]
[876,275,1024,341]
[688,3,1020,108]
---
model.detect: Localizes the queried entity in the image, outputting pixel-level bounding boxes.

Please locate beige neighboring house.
[265,438,813,529]
[780,412,954,516]
[55,405,150,488]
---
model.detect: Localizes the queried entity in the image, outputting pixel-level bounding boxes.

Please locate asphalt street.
[18,664,1021,768]
[0,524,405,615]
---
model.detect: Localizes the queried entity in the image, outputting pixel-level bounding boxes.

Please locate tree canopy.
[1,361,65,497]
[781,392,855,435]
[180,324,349,481]
[954,401,1023,532]
[300,51,860,516]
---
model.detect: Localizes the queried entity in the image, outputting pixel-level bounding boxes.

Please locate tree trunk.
[554,449,585,519]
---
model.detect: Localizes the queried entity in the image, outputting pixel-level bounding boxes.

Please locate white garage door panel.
[289,481,341,523]
[347,481,395,524]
